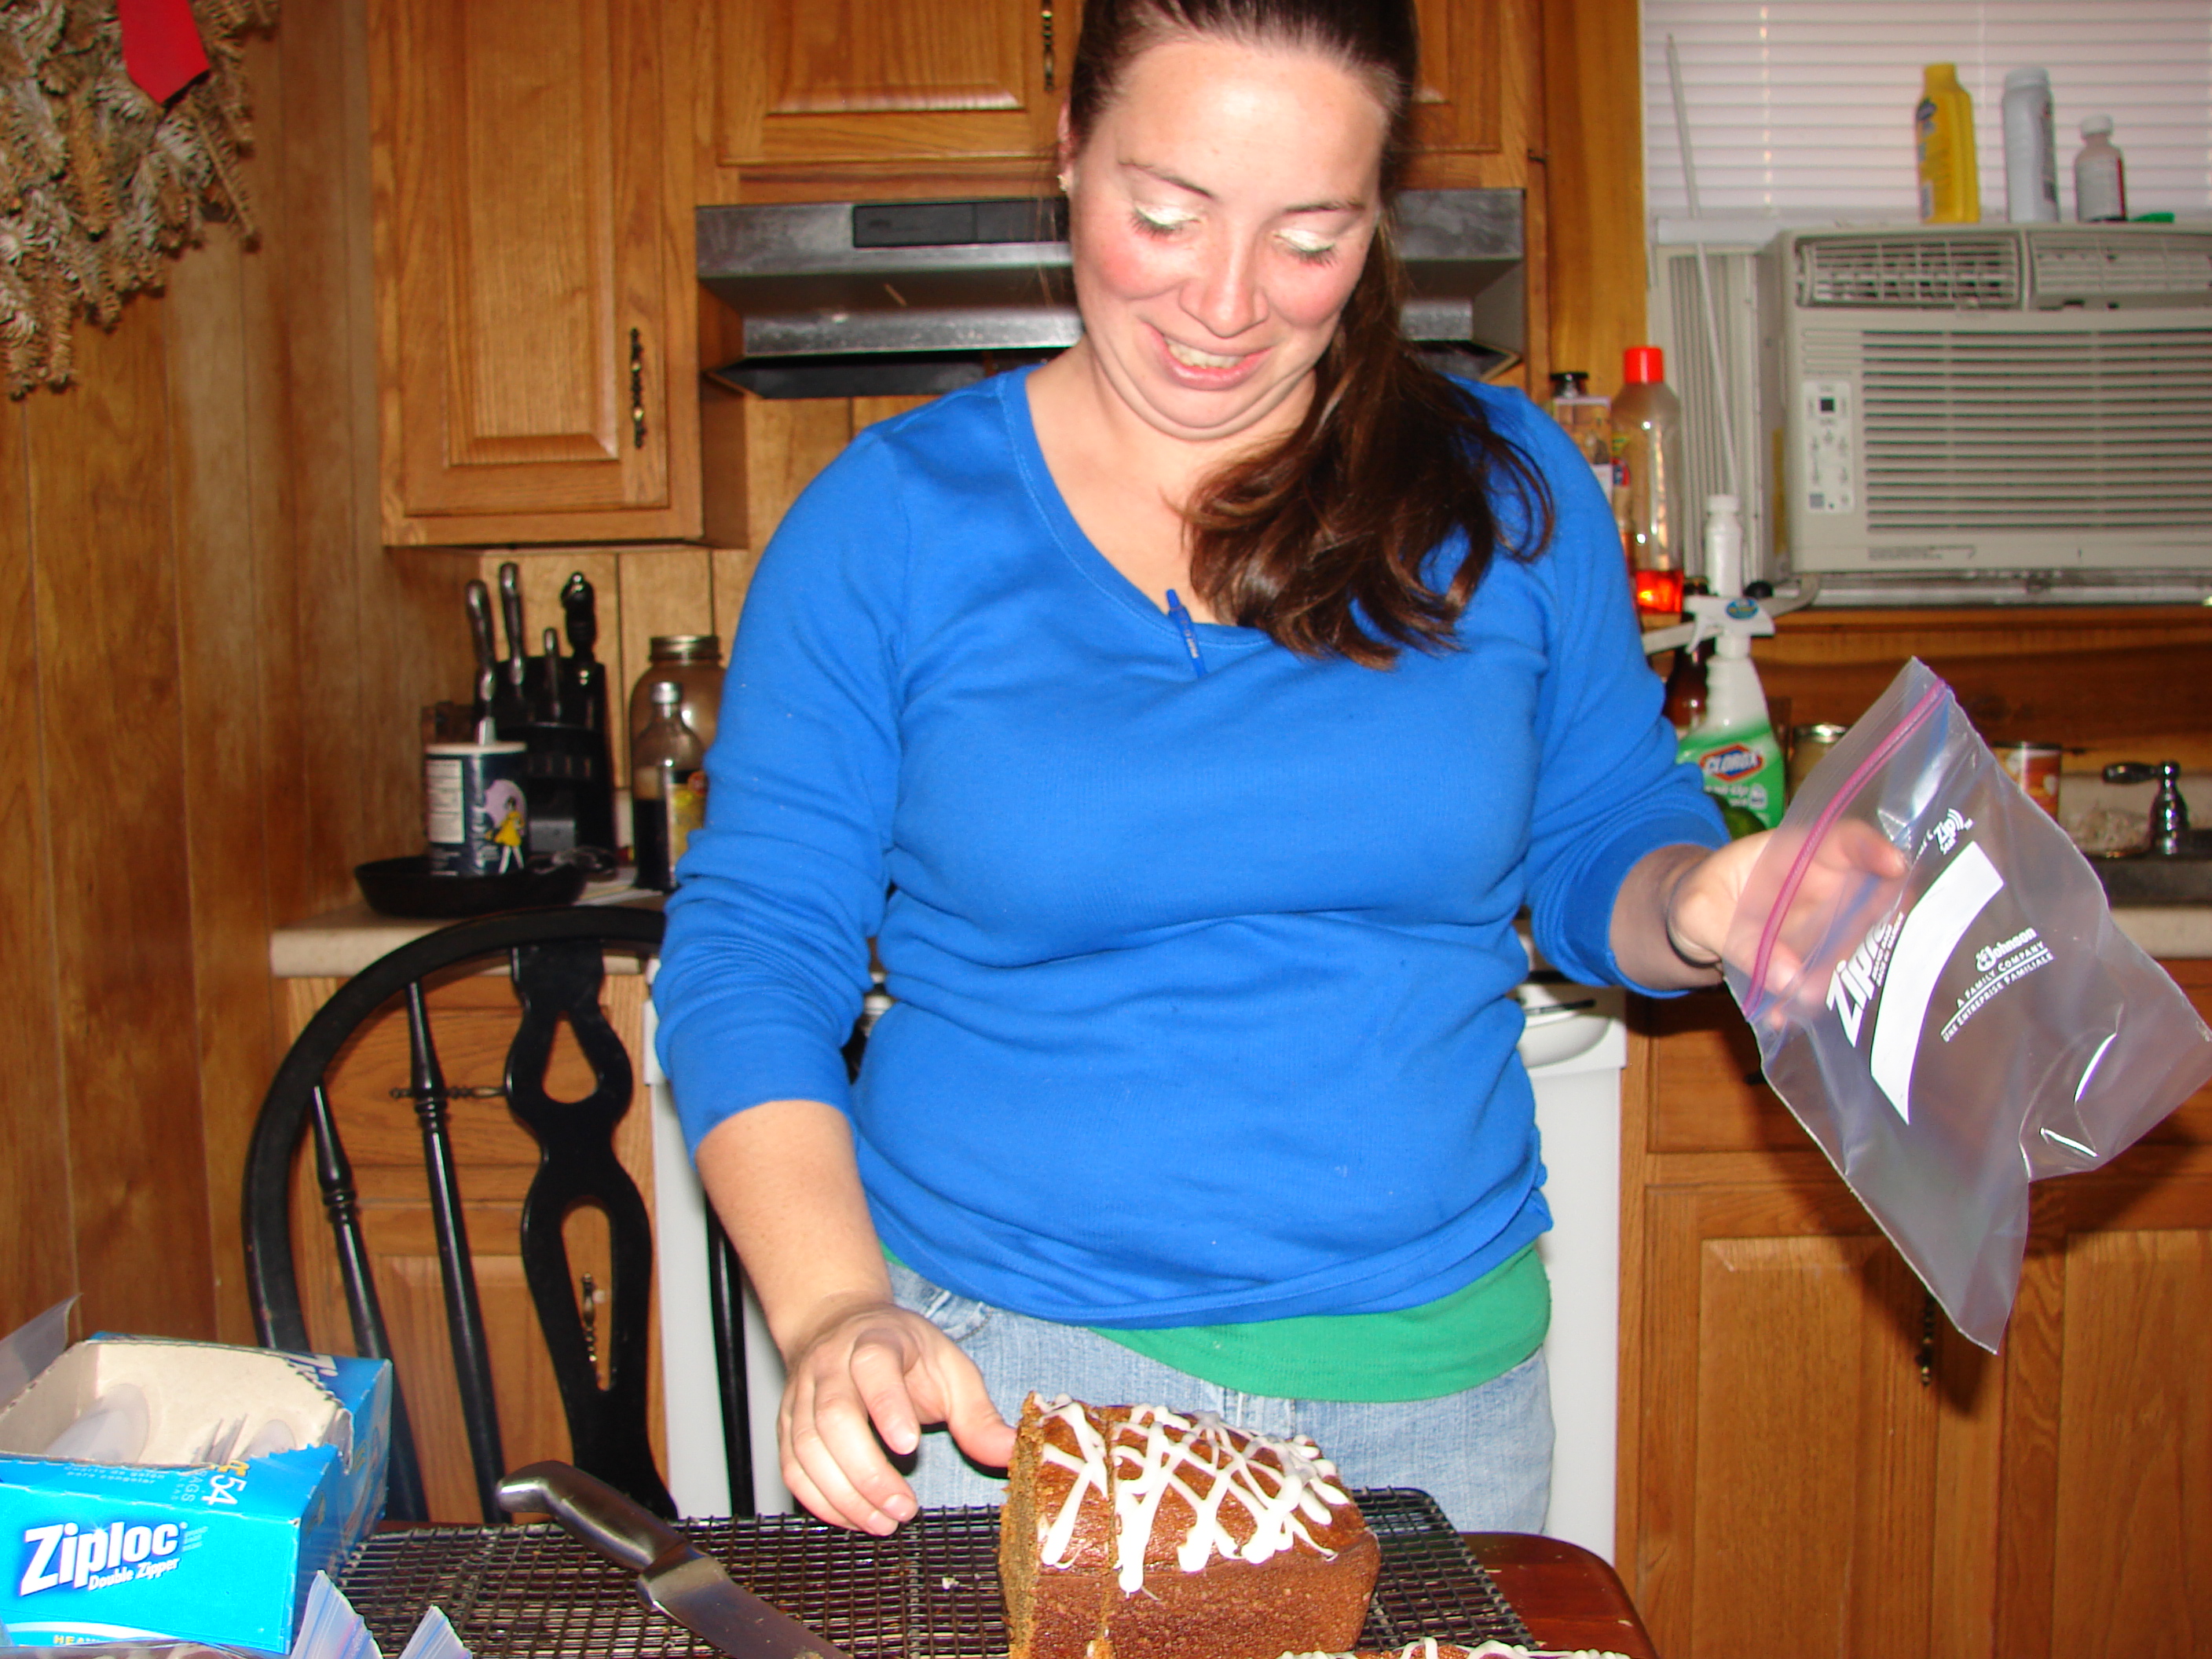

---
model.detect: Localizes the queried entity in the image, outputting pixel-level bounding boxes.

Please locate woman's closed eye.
[1276,228,1341,264]
[1130,203,1198,237]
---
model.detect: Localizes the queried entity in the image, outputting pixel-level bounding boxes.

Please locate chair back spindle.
[306,1082,430,1520]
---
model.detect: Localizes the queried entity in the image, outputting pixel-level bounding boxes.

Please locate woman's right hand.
[777,1294,1016,1534]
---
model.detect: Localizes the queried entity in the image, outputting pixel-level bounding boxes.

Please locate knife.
[464,580,498,679]
[497,1461,853,1659]
[560,571,606,731]
[497,562,528,691]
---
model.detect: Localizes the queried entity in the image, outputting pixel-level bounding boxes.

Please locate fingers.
[779,1308,922,1534]
[777,1303,1007,1536]
[932,1359,1017,1471]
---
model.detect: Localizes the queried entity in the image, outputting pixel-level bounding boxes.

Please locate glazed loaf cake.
[998,1393,1381,1659]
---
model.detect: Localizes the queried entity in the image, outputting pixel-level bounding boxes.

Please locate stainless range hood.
[696,190,1523,399]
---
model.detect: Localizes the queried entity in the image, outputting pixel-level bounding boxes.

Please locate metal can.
[1997,741,2066,819]
[1787,723,1851,800]
[424,740,530,875]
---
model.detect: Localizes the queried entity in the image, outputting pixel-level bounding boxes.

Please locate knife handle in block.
[498,1459,688,1573]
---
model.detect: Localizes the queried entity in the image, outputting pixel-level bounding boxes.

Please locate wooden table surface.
[1463,1533,1657,1657]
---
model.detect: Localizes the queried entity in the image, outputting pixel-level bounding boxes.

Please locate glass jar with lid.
[628,635,725,757]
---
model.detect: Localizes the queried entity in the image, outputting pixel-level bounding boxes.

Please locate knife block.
[514,723,617,860]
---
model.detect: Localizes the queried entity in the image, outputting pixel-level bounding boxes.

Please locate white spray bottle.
[1675,495,1785,834]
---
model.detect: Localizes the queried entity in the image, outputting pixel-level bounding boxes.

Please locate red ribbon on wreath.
[117,0,212,104]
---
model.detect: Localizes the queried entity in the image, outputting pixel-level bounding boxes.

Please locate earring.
[1057,172,1072,193]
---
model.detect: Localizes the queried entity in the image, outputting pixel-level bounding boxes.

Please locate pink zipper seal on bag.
[1744,681,1948,1016]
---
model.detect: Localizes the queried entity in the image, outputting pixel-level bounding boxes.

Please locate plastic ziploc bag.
[1719,658,2212,1351]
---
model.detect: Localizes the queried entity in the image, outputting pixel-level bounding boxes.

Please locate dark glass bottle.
[632,680,706,891]
[1662,643,1709,737]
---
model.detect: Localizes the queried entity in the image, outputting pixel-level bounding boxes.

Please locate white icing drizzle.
[1035,1395,1113,1569]
[1027,1397,1353,1595]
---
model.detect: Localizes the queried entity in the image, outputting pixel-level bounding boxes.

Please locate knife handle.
[498,562,527,685]
[465,580,498,674]
[498,1459,687,1574]
[562,570,599,661]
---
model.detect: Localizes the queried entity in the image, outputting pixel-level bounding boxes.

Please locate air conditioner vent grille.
[2030,233,2212,309]
[1859,328,2212,532]
[1799,236,2020,309]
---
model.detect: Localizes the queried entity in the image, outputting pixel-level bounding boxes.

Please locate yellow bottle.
[1916,64,1980,223]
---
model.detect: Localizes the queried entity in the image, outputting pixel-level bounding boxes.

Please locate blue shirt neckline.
[998,366,1269,654]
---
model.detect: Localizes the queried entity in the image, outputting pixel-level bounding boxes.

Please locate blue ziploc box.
[0,1332,390,1653]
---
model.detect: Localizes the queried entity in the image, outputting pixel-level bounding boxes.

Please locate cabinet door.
[1993,1166,2212,1654]
[1632,1181,1966,1657]
[711,0,1071,181]
[372,0,700,544]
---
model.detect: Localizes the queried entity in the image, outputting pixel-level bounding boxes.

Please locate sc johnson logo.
[16,1519,184,1596]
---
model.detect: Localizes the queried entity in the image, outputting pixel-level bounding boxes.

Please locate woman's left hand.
[1616,828,1910,995]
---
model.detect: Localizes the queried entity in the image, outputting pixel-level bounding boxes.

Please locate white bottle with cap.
[2001,68,2060,222]
[2074,115,2127,222]
[1674,496,1785,834]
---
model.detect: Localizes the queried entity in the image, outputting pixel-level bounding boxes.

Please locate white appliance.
[1516,974,1629,1565]
[1653,222,2212,604]
[646,976,1634,1551]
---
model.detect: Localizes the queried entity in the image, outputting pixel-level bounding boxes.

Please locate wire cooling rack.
[339,1490,1535,1658]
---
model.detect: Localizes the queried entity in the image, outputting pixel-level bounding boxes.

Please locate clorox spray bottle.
[1675,495,1785,836]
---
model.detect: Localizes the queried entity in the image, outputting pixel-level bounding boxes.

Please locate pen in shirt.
[1165,589,1207,678]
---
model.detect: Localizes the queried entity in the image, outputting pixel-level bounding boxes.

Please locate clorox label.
[1701,744,1767,782]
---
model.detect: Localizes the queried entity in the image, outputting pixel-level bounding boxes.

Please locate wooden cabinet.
[695,0,1536,192]
[277,967,663,1522]
[1621,965,2212,1657]
[371,0,701,546]
[703,0,1072,194]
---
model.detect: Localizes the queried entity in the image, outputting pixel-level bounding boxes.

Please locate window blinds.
[1643,1,2212,222]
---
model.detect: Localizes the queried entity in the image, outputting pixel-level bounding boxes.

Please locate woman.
[655,0,1760,1536]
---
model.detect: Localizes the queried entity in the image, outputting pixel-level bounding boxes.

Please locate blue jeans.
[888,1261,1551,1531]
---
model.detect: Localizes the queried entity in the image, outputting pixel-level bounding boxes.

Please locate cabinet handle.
[1042,4,1055,92]
[629,328,646,449]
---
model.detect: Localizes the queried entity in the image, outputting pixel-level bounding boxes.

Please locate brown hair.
[1065,0,1554,668]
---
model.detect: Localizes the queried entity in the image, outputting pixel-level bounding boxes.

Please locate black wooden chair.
[243,906,754,1525]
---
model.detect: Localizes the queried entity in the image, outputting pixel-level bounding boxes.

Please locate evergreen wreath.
[0,0,274,396]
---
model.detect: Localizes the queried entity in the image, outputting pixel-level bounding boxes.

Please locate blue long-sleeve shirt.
[655,368,1723,1328]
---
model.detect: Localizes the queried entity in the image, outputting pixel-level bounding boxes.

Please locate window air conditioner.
[1757,224,2212,603]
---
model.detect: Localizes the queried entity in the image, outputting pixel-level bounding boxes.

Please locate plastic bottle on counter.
[1545,370,1614,504]
[2074,115,2127,222]
[1610,346,1684,617]
[632,681,707,892]
[2001,68,2060,222]
[627,634,725,756]
[1915,64,1980,224]
[1675,496,1784,836]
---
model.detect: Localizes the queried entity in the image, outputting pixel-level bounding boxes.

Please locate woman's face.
[1061,34,1388,447]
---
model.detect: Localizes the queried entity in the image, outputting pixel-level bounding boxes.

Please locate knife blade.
[497,562,527,690]
[498,1461,853,1659]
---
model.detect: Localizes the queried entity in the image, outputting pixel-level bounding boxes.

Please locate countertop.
[270,887,2212,980]
[2107,905,2212,961]
[269,881,662,978]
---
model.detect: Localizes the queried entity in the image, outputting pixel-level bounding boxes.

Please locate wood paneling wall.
[0,0,475,1347]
